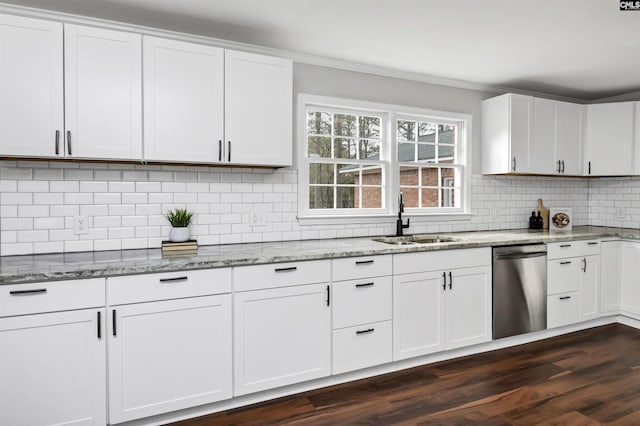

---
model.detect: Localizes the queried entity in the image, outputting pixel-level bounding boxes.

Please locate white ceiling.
[3,0,640,101]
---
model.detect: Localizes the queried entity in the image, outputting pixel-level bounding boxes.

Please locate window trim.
[297,94,472,222]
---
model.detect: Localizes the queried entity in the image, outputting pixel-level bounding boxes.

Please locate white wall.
[0,64,591,256]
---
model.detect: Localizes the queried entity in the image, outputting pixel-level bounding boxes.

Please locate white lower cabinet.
[332,321,392,375]
[621,241,640,317]
[233,282,331,396]
[600,241,622,313]
[0,278,106,426]
[392,249,492,361]
[547,292,580,328]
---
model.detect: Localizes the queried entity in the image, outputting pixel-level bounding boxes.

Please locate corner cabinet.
[481,93,533,174]
[0,279,106,426]
[392,248,492,361]
[584,102,635,176]
[143,38,292,167]
[233,261,331,396]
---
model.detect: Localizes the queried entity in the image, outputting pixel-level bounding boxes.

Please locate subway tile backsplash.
[0,160,594,256]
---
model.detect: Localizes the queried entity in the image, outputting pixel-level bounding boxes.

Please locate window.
[299,95,470,220]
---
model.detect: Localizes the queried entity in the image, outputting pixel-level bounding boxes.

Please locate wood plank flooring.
[173,324,640,425]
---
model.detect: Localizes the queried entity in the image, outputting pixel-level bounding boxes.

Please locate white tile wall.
[588,177,640,228]
[0,161,591,255]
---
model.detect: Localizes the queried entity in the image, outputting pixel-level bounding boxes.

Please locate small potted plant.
[165,208,194,242]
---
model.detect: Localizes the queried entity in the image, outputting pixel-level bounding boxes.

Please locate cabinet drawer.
[547,259,580,295]
[0,278,105,317]
[332,255,392,281]
[332,320,392,375]
[333,276,392,329]
[547,240,600,260]
[108,268,231,305]
[234,260,330,292]
[547,291,580,328]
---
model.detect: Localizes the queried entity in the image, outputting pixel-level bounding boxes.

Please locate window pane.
[421,188,438,207]
[438,124,456,144]
[441,188,455,207]
[334,138,357,159]
[309,163,334,185]
[359,116,380,139]
[334,114,357,137]
[397,120,415,142]
[399,187,419,208]
[362,187,382,208]
[422,167,439,187]
[440,168,457,187]
[362,165,383,186]
[337,163,359,185]
[309,186,334,209]
[308,136,331,158]
[417,144,436,163]
[398,142,415,162]
[359,139,380,160]
[418,122,436,142]
[399,166,419,186]
[437,144,455,163]
[336,186,356,208]
[307,111,331,135]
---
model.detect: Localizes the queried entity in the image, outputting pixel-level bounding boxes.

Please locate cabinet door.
[445,266,492,350]
[393,271,445,361]
[548,258,581,295]
[108,295,232,423]
[555,101,583,175]
[224,50,292,166]
[143,36,224,163]
[0,309,106,426]
[585,102,634,176]
[547,291,580,328]
[233,283,330,396]
[64,24,142,160]
[531,97,557,174]
[0,14,63,157]
[600,241,622,313]
[580,255,600,321]
[509,94,533,173]
[621,242,640,316]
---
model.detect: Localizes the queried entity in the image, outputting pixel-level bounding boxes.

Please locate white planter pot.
[169,227,190,242]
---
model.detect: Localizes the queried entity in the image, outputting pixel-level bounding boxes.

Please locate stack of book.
[161,240,198,255]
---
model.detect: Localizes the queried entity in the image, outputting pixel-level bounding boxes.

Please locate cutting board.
[538,199,549,229]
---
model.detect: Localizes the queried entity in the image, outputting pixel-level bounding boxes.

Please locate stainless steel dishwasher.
[493,244,547,339]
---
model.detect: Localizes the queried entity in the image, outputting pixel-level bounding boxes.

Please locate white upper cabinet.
[64,24,142,160]
[532,98,584,175]
[143,37,224,163]
[481,93,533,174]
[584,102,635,176]
[224,50,292,166]
[0,15,64,157]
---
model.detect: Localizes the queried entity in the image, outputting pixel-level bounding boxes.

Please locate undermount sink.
[372,235,459,245]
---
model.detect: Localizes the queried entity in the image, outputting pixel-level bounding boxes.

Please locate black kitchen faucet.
[396,192,410,236]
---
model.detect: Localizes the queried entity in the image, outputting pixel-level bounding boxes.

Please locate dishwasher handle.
[494,251,547,260]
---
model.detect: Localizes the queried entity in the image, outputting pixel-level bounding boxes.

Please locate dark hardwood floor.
[174,324,640,425]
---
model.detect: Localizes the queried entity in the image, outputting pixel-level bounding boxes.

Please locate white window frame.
[297,94,472,223]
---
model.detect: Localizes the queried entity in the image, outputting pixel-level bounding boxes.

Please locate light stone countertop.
[1,225,638,285]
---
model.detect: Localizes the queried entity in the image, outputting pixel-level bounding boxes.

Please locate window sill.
[297,212,474,226]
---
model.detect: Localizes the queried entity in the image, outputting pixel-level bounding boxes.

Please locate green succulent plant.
[165,208,194,228]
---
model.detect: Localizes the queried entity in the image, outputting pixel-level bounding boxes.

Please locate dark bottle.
[535,211,544,229]
[529,211,537,229]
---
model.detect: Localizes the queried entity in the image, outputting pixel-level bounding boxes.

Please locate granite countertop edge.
[1,226,636,285]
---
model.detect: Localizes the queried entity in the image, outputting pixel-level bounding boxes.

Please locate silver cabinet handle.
[55,130,60,155]
[228,140,231,162]
[66,130,72,156]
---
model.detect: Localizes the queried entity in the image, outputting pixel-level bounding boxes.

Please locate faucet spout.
[396,192,410,236]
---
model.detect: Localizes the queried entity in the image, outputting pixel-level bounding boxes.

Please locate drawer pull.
[587,242,599,245]
[326,285,330,306]
[559,296,572,300]
[159,276,188,283]
[112,310,117,337]
[355,260,374,265]
[560,261,572,265]
[559,244,572,248]
[9,288,47,295]
[275,266,297,273]
[356,328,375,335]
[355,282,374,288]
